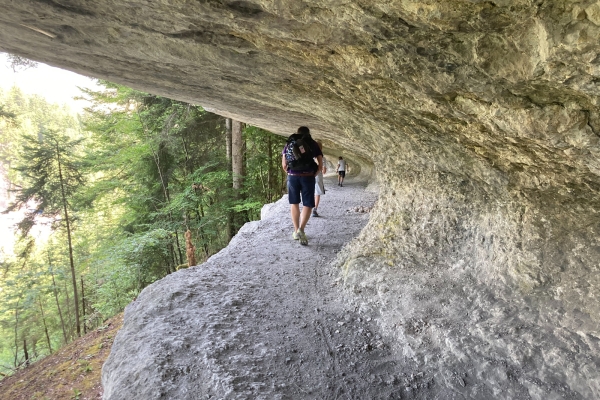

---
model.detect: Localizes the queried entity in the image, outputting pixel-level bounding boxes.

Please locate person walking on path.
[282,126,323,245]
[337,156,347,187]
[313,140,327,217]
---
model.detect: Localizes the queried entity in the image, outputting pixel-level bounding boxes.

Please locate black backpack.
[284,133,317,171]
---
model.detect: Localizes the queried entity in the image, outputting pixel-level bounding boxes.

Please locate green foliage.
[0,87,78,186]
[71,388,81,400]
[0,104,16,121]
[0,89,84,374]
[241,125,287,218]
[78,359,92,373]
[87,229,172,316]
[7,129,86,236]
[0,81,290,376]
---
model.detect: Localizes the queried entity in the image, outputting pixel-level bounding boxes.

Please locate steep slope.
[0,314,122,400]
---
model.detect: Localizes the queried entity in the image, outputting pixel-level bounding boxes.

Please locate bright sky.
[0,52,102,114]
[0,53,103,257]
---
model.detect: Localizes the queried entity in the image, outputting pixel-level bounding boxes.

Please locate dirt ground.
[102,175,435,399]
[0,314,123,400]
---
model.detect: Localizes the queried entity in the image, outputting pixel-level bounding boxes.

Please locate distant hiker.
[336,156,347,187]
[313,140,326,217]
[282,126,323,245]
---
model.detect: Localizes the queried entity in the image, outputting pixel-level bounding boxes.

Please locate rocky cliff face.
[2,0,600,398]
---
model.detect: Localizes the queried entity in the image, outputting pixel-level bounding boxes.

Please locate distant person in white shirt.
[336,156,347,187]
[313,141,326,217]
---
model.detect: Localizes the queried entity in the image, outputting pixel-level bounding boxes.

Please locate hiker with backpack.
[281,126,323,245]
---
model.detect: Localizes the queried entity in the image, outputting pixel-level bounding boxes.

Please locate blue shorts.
[287,175,316,207]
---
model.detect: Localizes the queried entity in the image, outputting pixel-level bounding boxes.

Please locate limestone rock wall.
[2,0,600,397]
[338,163,600,398]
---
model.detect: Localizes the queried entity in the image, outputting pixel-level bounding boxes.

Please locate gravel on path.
[102,175,429,399]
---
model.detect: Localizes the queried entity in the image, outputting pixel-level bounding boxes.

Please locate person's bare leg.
[314,195,320,210]
[299,206,312,231]
[290,204,300,232]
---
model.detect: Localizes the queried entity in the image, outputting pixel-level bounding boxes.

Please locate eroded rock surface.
[2,1,600,398]
[103,179,392,399]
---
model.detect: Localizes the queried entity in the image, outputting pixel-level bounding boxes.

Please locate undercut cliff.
[1,1,600,398]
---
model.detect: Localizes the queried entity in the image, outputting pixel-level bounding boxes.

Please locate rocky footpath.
[102,177,417,399]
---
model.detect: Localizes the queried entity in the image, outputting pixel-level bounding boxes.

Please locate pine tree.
[6,129,86,337]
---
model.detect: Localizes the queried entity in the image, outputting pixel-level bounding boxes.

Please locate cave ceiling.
[1,1,599,204]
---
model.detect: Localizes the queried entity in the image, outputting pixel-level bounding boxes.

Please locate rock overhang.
[2,1,600,398]
[2,1,599,200]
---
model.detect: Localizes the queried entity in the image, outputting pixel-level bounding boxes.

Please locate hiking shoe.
[292,230,299,240]
[312,209,319,217]
[298,230,308,245]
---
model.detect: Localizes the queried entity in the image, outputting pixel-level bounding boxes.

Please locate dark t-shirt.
[282,139,323,175]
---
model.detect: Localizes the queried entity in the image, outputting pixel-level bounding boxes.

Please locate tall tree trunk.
[225,118,234,240]
[242,129,247,181]
[38,298,53,354]
[181,134,191,175]
[56,140,81,337]
[32,341,38,359]
[49,265,68,345]
[168,243,176,273]
[63,280,74,341]
[81,277,86,335]
[231,120,245,231]
[242,125,250,222]
[174,230,183,265]
[232,120,244,191]
[225,118,232,167]
[23,339,29,367]
[13,298,20,368]
[267,134,273,201]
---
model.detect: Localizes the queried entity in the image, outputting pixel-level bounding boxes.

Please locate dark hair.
[297,126,310,136]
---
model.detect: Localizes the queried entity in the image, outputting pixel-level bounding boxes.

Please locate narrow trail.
[103,176,422,399]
